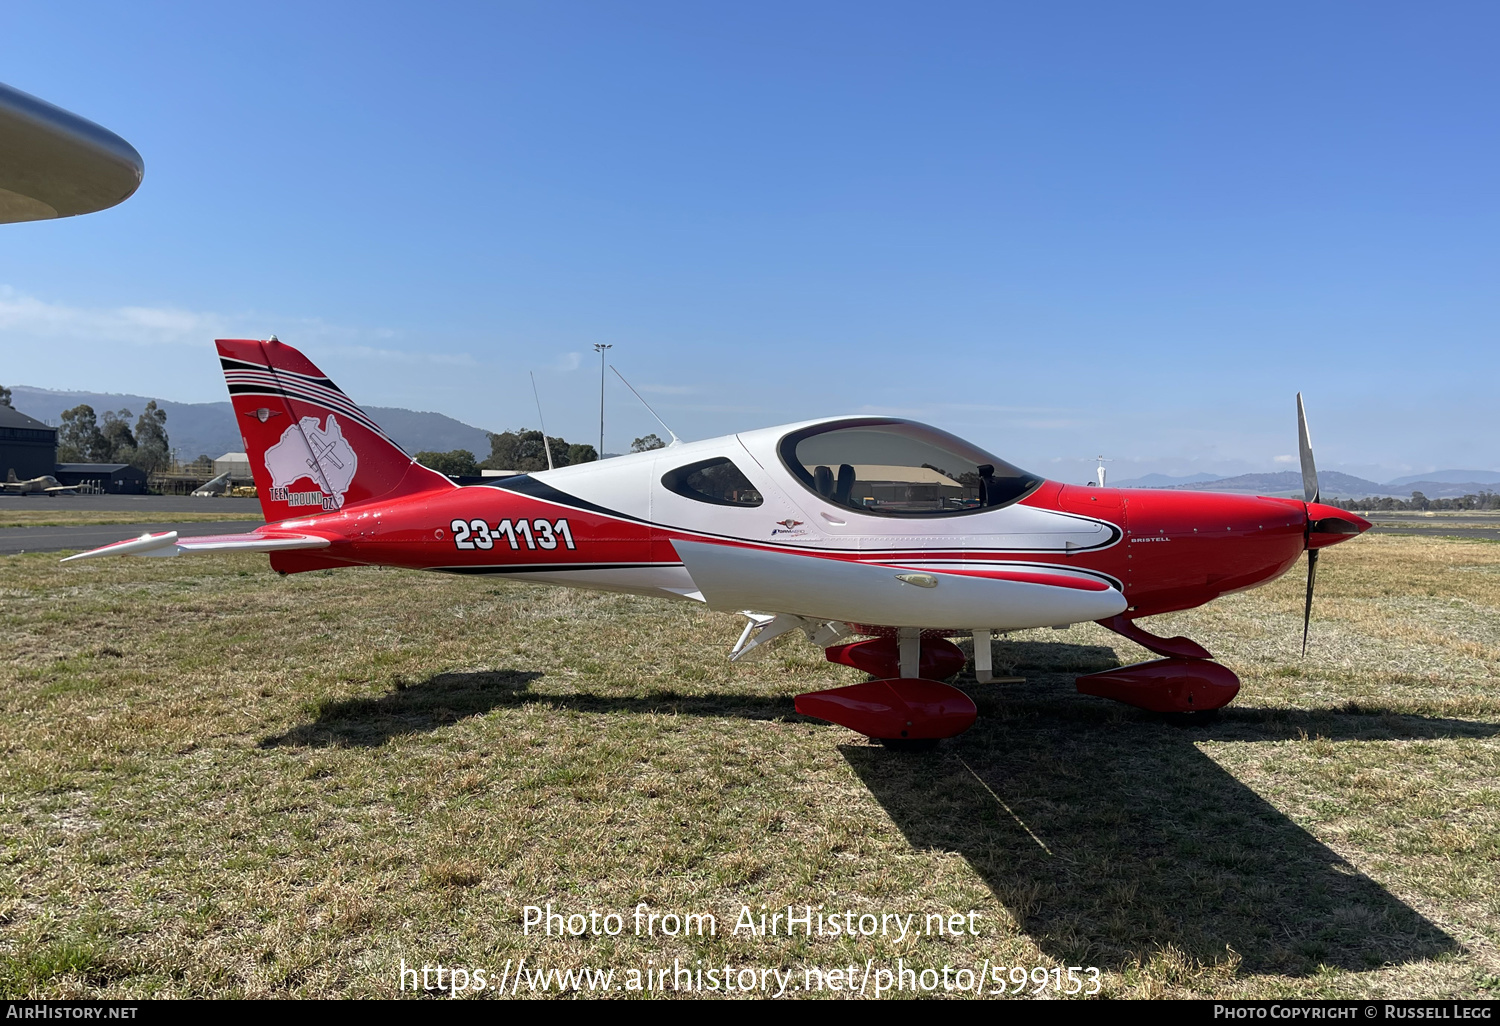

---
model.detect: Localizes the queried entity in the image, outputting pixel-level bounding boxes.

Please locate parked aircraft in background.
[5,470,77,495]
[66,338,1370,747]
[192,471,233,497]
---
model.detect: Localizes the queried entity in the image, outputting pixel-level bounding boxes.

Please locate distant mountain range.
[9,386,494,461]
[1114,469,1500,499]
[10,384,1494,495]
[1386,469,1500,486]
[1109,472,1222,488]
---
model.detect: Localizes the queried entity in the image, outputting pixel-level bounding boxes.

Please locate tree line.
[415,429,599,477]
[53,402,173,474]
[415,430,669,477]
[1327,491,1500,512]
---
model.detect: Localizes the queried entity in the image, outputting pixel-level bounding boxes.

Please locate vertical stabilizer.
[217,337,455,523]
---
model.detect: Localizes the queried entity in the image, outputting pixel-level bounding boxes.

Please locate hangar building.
[0,405,58,479]
[54,463,149,494]
[213,452,253,484]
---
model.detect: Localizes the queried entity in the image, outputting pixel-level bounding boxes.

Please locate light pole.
[593,343,612,457]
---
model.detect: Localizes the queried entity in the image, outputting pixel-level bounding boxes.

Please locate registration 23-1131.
[450,518,576,551]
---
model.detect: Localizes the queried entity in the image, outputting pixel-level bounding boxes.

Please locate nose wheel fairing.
[1081,613,1241,714]
[1076,657,1241,714]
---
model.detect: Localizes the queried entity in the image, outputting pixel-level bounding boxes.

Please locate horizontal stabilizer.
[61,530,331,562]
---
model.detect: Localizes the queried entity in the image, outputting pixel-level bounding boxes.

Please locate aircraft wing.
[0,81,144,223]
[43,485,78,494]
[61,530,331,562]
[672,539,1126,631]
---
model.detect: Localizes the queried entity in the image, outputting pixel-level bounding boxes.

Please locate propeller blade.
[1296,392,1319,504]
[1301,548,1319,657]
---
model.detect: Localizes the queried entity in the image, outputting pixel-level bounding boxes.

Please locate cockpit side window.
[661,457,764,507]
[777,419,1042,517]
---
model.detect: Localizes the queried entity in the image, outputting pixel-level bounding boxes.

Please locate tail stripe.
[220,357,345,394]
[224,370,402,449]
[226,374,385,434]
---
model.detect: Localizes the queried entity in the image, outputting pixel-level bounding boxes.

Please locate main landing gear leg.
[1075,614,1239,718]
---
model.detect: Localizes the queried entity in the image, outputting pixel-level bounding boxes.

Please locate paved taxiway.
[1,521,259,555]
[1,495,263,515]
[0,495,263,555]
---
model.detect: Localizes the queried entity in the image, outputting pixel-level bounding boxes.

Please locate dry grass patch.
[0,533,1496,998]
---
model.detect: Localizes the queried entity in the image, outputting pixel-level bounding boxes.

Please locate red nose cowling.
[1305,502,1371,549]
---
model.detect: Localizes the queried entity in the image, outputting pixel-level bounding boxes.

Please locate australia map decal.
[264,414,359,511]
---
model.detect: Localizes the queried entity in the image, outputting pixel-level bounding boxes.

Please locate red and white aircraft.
[68,338,1370,745]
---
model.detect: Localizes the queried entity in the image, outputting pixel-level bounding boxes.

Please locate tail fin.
[217,337,455,522]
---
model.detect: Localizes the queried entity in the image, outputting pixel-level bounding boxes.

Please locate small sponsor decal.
[771,518,808,537]
[269,487,334,509]
[245,407,283,423]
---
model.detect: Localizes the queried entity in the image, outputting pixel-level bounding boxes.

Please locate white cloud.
[0,285,227,345]
[1273,454,1296,463]
[0,285,477,368]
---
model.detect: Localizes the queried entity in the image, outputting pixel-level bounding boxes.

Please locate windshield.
[777,419,1042,517]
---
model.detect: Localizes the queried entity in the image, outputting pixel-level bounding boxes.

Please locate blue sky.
[1,2,1496,481]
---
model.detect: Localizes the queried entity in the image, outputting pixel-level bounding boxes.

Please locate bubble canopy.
[776,418,1043,517]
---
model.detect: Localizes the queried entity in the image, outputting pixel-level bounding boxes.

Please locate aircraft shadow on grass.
[841,647,1491,978]
[260,640,1115,749]
[264,643,1490,977]
[258,668,797,748]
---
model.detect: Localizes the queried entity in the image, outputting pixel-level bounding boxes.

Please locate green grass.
[0,534,1497,998]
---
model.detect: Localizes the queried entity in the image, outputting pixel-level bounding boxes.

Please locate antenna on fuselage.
[610,366,682,446]
[1083,455,1113,487]
[530,371,555,472]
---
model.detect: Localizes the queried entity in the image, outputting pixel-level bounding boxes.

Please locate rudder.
[218,337,455,523]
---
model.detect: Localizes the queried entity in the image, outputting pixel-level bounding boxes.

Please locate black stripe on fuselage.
[478,475,653,524]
